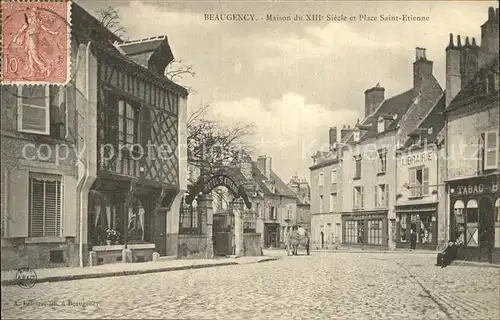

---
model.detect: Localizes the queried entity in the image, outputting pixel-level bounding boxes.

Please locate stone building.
[310,127,343,249]
[1,3,189,269]
[394,94,447,250]
[334,47,443,249]
[444,7,499,262]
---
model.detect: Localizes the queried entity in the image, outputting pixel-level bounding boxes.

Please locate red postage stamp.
[2,0,71,85]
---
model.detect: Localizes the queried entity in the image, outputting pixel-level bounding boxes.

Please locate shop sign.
[400,150,434,167]
[452,181,499,196]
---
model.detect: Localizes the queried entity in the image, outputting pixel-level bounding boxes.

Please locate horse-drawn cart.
[286,228,310,256]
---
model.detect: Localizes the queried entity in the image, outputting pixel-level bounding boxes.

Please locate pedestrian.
[409,229,417,250]
[436,241,457,268]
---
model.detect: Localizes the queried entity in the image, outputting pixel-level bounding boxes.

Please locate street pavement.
[2,251,499,319]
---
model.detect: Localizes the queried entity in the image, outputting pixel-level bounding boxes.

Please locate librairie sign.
[400,150,435,166]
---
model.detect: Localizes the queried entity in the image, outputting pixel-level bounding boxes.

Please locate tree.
[96,6,127,39]
[187,103,256,173]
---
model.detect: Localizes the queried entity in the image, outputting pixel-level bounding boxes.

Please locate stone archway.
[184,169,252,258]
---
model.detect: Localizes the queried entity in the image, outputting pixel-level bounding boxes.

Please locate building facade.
[1,3,189,269]
[310,127,343,249]
[395,95,447,250]
[444,7,499,262]
[287,173,311,231]
[338,47,443,249]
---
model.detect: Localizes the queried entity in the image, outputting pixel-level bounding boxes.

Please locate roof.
[446,54,500,112]
[71,2,188,97]
[345,89,415,144]
[117,36,171,56]
[251,162,297,198]
[403,93,446,148]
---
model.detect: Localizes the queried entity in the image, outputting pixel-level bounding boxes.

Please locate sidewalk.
[1,255,279,287]
[264,247,437,255]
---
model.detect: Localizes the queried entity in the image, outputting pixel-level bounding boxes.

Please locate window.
[128,198,146,242]
[269,206,277,220]
[486,73,499,94]
[343,220,358,244]
[465,199,479,247]
[354,155,362,179]
[243,211,257,233]
[483,131,499,170]
[286,204,292,220]
[353,130,360,143]
[329,193,337,212]
[409,167,429,198]
[377,118,385,133]
[495,198,500,223]
[453,200,465,245]
[331,169,337,184]
[29,173,62,237]
[118,99,140,148]
[319,195,324,213]
[319,172,324,187]
[353,186,364,210]
[18,85,50,135]
[377,149,387,174]
[400,213,408,243]
[374,184,389,208]
[367,220,383,245]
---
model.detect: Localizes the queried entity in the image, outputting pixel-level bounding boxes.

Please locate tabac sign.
[185,173,252,209]
[450,180,499,196]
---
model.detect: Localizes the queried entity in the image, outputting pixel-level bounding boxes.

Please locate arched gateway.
[183,169,253,257]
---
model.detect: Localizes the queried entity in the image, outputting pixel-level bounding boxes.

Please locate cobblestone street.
[2,252,499,319]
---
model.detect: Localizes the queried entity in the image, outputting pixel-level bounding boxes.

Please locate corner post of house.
[232,198,245,256]
[198,193,214,259]
[122,179,137,262]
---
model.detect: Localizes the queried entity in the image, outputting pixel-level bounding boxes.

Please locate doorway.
[320,232,324,248]
[478,197,494,261]
[152,209,167,256]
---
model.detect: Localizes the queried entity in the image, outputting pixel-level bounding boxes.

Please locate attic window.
[486,73,499,94]
[377,118,385,133]
[353,130,360,143]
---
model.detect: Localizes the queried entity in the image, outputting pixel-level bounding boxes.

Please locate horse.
[286,228,310,256]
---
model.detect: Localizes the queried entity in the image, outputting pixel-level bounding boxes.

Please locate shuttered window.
[29,174,62,237]
[484,131,499,170]
[19,85,50,135]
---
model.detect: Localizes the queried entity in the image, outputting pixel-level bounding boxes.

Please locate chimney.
[329,127,338,149]
[257,155,272,179]
[364,83,385,117]
[479,7,500,68]
[340,125,352,141]
[413,47,434,97]
[460,36,480,88]
[446,34,462,107]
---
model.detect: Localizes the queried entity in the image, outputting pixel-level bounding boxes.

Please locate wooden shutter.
[374,186,378,208]
[63,175,77,237]
[5,169,29,237]
[422,167,429,196]
[360,186,364,209]
[352,188,356,209]
[385,184,389,207]
[409,168,416,198]
[485,131,499,170]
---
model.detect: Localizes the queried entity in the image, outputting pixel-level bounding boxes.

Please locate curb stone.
[1,257,280,287]
[450,260,500,269]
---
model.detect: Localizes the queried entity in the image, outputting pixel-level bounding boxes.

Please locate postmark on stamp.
[16,267,37,289]
[2,0,71,85]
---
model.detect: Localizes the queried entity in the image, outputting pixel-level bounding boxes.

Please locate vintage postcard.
[1,0,499,319]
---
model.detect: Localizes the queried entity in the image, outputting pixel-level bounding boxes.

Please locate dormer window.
[377,117,385,133]
[486,73,499,94]
[353,129,360,143]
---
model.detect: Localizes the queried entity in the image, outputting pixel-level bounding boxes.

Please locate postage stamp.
[1,0,71,85]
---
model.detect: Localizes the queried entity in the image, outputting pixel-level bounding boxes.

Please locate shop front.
[395,202,438,249]
[448,173,500,263]
[341,212,388,247]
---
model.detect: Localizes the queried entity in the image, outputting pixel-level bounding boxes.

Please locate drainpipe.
[76,41,92,268]
[444,118,449,243]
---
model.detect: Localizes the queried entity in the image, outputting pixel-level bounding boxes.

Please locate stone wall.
[1,238,79,270]
[177,234,210,259]
[243,233,262,256]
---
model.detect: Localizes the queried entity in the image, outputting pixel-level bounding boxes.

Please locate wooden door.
[152,209,167,256]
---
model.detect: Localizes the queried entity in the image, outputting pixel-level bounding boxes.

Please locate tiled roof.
[345,89,415,144]
[403,93,446,148]
[446,54,500,111]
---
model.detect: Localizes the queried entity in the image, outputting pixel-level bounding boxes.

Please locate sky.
[78,0,497,184]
